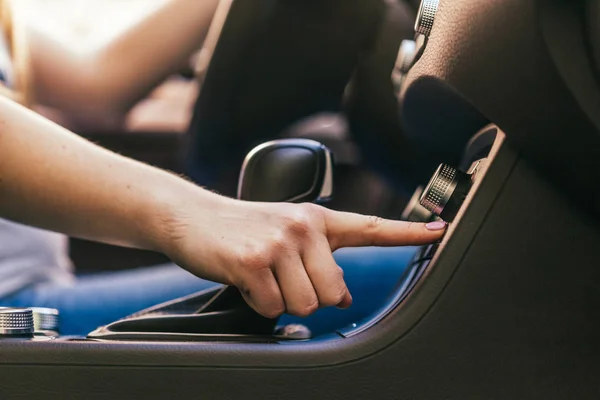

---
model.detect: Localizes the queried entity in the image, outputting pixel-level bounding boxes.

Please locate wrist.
[143,173,227,255]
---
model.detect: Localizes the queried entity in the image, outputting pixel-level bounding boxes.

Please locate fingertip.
[336,291,353,309]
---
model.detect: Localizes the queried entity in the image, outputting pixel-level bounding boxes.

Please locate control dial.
[396,40,417,74]
[415,0,440,37]
[31,307,60,334]
[419,164,472,221]
[0,308,34,338]
[392,39,417,93]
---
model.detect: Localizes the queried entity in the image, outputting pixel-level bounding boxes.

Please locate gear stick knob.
[237,139,333,203]
[229,138,333,339]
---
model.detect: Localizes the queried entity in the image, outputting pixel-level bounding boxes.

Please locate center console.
[0,125,506,345]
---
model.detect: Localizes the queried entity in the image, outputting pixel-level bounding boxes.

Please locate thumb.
[324,210,447,250]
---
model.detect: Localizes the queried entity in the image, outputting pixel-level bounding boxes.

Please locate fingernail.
[426,221,447,231]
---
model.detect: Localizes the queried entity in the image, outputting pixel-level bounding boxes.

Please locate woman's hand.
[162,198,447,319]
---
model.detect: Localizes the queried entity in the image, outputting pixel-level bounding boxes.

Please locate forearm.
[30,0,219,114]
[0,96,220,251]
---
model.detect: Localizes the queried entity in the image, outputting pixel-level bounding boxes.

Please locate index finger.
[324,210,447,250]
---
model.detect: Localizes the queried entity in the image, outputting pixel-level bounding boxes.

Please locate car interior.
[1,0,600,398]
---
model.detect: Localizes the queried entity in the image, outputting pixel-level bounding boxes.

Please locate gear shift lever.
[237,139,334,203]
[205,139,334,338]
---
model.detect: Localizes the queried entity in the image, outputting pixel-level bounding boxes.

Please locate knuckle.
[285,209,313,236]
[319,268,347,306]
[288,298,319,318]
[237,247,271,272]
[274,231,299,250]
[268,234,288,254]
[321,287,347,307]
[297,202,319,216]
[254,287,285,319]
[261,301,285,319]
[292,203,324,231]
[261,235,295,262]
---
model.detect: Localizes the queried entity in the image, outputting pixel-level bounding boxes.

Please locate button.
[0,308,34,337]
[31,307,60,335]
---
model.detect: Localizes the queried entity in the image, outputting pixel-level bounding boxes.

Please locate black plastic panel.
[403,0,600,221]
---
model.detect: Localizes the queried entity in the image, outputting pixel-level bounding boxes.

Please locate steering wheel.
[183,0,380,193]
[183,0,447,197]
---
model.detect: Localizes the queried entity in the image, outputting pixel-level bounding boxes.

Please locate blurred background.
[13,0,200,270]
[14,0,195,134]
[11,0,402,271]
[15,0,167,49]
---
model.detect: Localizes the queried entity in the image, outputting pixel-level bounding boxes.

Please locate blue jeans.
[1,247,417,336]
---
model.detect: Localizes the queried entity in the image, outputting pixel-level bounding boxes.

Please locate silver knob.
[392,40,418,94]
[31,307,60,333]
[415,0,440,37]
[420,164,472,221]
[396,40,417,74]
[0,308,34,337]
[274,324,312,340]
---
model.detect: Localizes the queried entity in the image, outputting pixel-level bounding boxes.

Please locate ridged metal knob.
[396,40,417,73]
[31,308,60,333]
[420,163,473,222]
[415,0,440,37]
[392,40,417,94]
[0,308,34,337]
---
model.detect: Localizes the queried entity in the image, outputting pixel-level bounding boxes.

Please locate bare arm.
[0,97,446,317]
[0,95,213,249]
[28,0,219,114]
